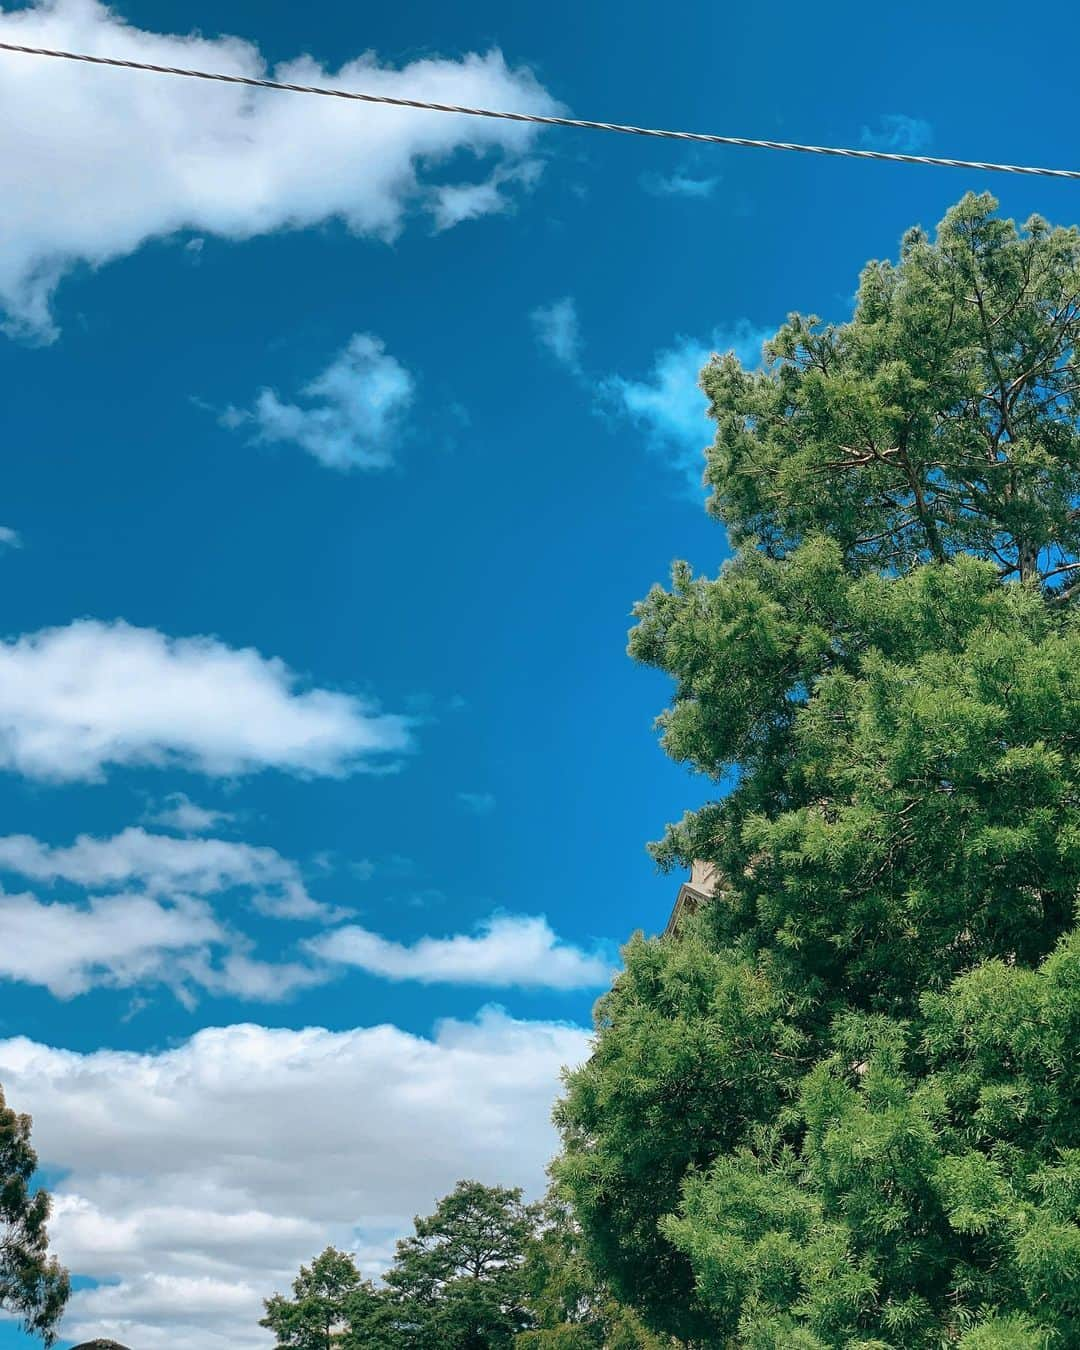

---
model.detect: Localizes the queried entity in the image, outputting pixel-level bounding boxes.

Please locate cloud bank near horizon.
[0,1010,591,1348]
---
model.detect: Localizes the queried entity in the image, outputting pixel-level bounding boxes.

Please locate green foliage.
[703,192,1080,588]
[514,1195,671,1349]
[267,1182,548,1350]
[664,934,1080,1345]
[0,1085,69,1345]
[261,1246,384,1350]
[384,1180,540,1349]
[554,195,1080,1345]
[552,928,805,1342]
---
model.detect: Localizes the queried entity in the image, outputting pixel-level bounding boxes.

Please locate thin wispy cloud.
[307,912,613,990]
[457,791,496,815]
[601,320,773,487]
[640,170,718,199]
[145,793,236,835]
[530,296,583,372]
[529,302,772,490]
[0,619,411,781]
[0,826,345,922]
[859,113,933,154]
[223,334,415,472]
[0,831,612,1002]
[432,159,544,231]
[0,880,329,1005]
[0,525,21,549]
[0,817,360,1002]
[0,0,561,340]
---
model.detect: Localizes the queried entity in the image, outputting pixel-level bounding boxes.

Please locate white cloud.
[183,951,332,1004]
[224,333,415,472]
[145,792,235,835]
[0,525,21,548]
[0,619,411,781]
[859,113,933,154]
[0,1010,591,1348]
[530,296,582,372]
[307,913,613,990]
[0,0,561,340]
[0,887,224,999]
[0,825,345,921]
[431,158,543,231]
[640,170,718,198]
[0,832,609,998]
[0,881,331,1003]
[601,320,772,485]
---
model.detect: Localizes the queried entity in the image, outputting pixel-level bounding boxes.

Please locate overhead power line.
[2,40,1079,181]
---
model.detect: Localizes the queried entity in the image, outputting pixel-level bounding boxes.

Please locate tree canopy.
[260,1245,388,1350]
[552,194,1080,1347]
[515,1192,672,1349]
[384,1180,539,1348]
[262,1182,547,1350]
[0,1084,69,1345]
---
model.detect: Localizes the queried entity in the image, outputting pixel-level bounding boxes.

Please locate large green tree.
[553,194,1080,1347]
[0,1085,69,1345]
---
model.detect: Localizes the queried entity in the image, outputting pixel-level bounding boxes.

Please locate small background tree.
[264,1182,542,1349]
[261,1246,384,1350]
[385,1181,539,1349]
[0,1084,69,1345]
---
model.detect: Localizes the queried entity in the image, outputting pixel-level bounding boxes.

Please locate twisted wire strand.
[2,40,1080,180]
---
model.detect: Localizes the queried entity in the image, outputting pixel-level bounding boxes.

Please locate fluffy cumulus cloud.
[0,887,225,999]
[0,0,561,340]
[223,333,415,472]
[0,1010,591,1348]
[530,296,582,372]
[602,319,774,485]
[859,113,933,154]
[0,825,343,921]
[0,619,411,781]
[307,913,613,990]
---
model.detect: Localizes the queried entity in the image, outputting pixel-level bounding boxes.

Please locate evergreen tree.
[385,1181,540,1349]
[266,1183,542,1349]
[515,1194,672,1349]
[553,195,1080,1346]
[261,1246,384,1350]
[0,1084,69,1345]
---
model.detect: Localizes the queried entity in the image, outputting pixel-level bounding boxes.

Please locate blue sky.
[0,0,1078,1345]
